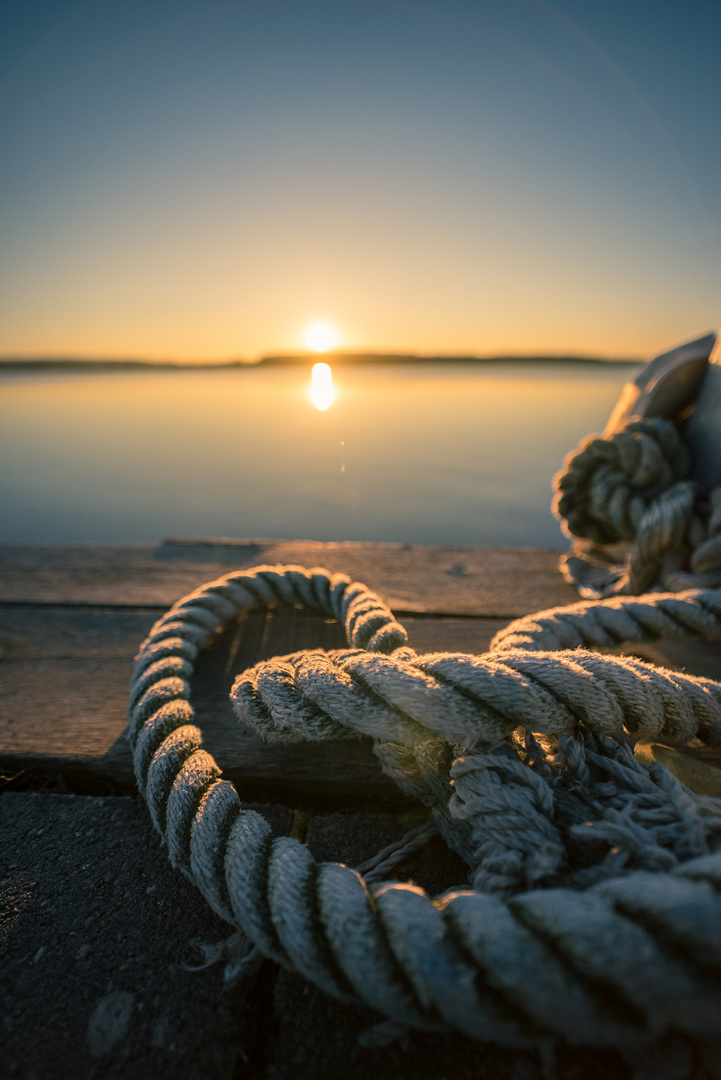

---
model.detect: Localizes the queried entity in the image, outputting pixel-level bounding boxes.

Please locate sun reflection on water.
[310,362,334,411]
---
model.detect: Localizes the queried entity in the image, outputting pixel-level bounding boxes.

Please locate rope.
[553,416,721,598]
[128,563,721,1057]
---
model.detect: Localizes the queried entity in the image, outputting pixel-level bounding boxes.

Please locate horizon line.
[0,350,642,369]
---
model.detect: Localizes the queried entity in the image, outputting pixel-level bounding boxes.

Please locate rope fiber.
[129,561,721,1058]
[127,390,721,1064]
[553,416,721,598]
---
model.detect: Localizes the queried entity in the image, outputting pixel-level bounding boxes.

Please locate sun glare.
[310,362,334,411]
[303,321,338,353]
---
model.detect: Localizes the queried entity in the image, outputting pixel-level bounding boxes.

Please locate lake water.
[0,361,637,547]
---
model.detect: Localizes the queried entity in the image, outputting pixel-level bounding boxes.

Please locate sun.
[303,321,338,353]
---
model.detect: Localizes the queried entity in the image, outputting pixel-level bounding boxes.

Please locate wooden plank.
[0,606,161,660]
[4,598,721,798]
[0,604,507,661]
[0,540,577,616]
[0,604,509,803]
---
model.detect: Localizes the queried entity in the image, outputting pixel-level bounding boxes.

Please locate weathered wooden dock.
[2,540,720,1079]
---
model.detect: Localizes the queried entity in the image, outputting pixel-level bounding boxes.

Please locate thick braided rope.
[129,564,721,1052]
[492,587,721,653]
[553,416,721,597]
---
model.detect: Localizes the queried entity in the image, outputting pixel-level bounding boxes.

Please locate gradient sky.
[1,0,719,360]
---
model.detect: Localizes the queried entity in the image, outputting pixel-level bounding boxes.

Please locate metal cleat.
[603,331,716,436]
[685,338,721,492]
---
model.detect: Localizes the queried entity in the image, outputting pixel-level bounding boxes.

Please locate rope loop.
[129,562,721,1054]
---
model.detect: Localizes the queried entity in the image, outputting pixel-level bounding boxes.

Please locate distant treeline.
[0,352,640,370]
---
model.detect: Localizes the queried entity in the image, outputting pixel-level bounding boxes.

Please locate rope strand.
[128,563,721,1053]
[553,416,721,597]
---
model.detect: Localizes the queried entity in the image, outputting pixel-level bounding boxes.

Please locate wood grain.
[0,540,577,616]
[3,543,721,800]
[0,602,508,803]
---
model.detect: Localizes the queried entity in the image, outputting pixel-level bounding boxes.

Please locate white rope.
[128,563,721,1057]
[553,416,721,597]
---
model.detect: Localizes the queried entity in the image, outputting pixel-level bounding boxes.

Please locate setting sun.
[303,322,338,353]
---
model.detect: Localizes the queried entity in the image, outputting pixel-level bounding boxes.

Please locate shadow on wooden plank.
[5,598,721,798]
[4,606,477,806]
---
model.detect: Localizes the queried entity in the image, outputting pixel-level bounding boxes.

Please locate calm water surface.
[0,362,637,547]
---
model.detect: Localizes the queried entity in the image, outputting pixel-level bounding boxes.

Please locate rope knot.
[553,416,721,596]
[553,417,690,547]
[129,562,721,1052]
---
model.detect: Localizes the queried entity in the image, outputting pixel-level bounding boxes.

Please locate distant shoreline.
[0,351,640,370]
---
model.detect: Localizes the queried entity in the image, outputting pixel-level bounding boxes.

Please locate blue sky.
[1,0,719,359]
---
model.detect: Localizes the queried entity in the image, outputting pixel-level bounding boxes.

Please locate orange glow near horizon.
[0,5,718,366]
[0,269,707,363]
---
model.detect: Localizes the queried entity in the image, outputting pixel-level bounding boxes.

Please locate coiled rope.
[554,415,721,598]
[129,561,721,1056]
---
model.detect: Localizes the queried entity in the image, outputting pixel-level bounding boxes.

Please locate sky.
[0,0,719,361]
